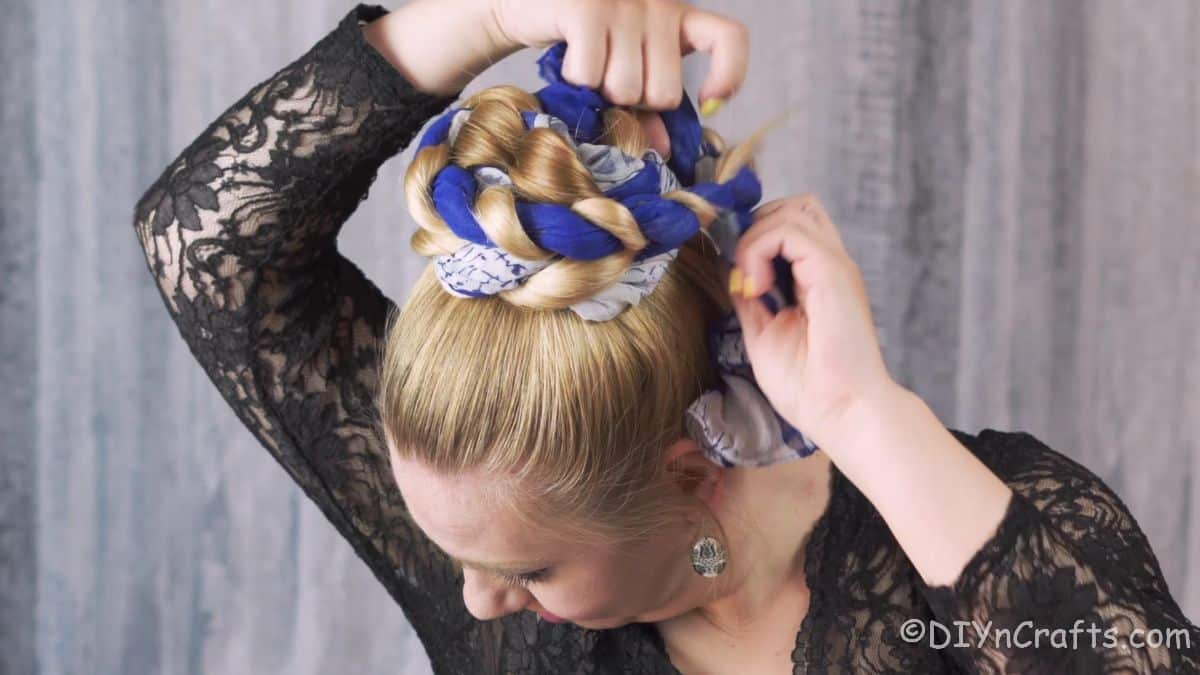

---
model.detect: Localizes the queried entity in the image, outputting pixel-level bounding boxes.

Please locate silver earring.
[690,535,727,577]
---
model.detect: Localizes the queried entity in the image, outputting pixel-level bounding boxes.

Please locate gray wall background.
[1,0,1197,673]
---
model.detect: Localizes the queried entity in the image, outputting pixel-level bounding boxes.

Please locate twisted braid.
[403,84,764,312]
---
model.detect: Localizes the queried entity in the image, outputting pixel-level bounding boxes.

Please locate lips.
[535,610,568,624]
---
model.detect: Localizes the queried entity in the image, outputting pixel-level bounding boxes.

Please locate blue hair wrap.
[411,41,819,465]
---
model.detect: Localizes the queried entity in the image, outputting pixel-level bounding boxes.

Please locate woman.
[132,0,1199,672]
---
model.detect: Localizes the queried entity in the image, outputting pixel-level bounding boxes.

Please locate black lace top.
[131,5,1200,673]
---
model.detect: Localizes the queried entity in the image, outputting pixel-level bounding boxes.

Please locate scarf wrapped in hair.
[411,41,819,467]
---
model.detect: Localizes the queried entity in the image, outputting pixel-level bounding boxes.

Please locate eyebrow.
[450,556,548,575]
[402,504,550,575]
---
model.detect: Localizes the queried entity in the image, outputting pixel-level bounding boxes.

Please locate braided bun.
[403,83,773,311]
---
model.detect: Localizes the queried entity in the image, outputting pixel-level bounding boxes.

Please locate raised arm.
[809,372,1199,673]
[921,429,1200,673]
[131,3,494,662]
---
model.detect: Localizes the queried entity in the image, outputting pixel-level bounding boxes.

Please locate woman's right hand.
[368,0,747,126]
[487,0,749,111]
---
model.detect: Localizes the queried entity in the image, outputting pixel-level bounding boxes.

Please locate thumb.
[730,283,772,348]
[679,9,749,104]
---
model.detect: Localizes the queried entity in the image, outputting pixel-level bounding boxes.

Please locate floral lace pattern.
[131,5,1200,673]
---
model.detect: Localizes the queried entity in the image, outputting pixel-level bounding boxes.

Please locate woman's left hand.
[729,194,899,446]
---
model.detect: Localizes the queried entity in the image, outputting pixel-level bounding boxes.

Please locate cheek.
[538,574,630,618]
[550,551,683,617]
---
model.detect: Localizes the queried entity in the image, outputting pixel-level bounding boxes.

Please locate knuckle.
[790,194,826,221]
[784,199,810,221]
[579,69,604,89]
[713,16,748,42]
[643,88,680,110]
[727,20,750,44]
[606,84,641,106]
[564,61,600,89]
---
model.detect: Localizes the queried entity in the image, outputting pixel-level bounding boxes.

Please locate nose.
[461,567,532,621]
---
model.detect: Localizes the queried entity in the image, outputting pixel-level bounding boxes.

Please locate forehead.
[389,454,559,565]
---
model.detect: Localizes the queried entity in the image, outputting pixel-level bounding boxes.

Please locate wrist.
[812,380,917,452]
[482,0,525,57]
[363,0,515,97]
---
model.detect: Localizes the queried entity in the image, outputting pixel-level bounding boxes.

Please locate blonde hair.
[376,84,780,550]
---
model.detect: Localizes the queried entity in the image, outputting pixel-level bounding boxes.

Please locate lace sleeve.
[130,4,488,668]
[920,430,1200,674]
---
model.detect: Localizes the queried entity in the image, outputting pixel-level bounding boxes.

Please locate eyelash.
[497,568,548,588]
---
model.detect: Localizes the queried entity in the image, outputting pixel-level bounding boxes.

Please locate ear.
[663,437,726,521]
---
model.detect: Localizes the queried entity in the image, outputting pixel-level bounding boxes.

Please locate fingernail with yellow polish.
[729,267,743,296]
[742,274,757,298]
[700,97,724,117]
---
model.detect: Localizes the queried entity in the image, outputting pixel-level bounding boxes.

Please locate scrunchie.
[410,41,819,466]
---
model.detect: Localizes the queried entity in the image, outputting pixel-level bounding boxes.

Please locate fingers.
[729,282,773,342]
[731,293,808,362]
[603,11,645,105]
[733,197,841,298]
[679,9,749,104]
[794,197,845,251]
[560,2,747,110]
[750,198,789,221]
[641,6,683,109]
[560,12,606,87]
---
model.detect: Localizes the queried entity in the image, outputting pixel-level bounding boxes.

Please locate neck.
[673,450,834,636]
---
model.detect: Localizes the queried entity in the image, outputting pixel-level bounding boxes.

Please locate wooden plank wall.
[0,1,1195,673]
